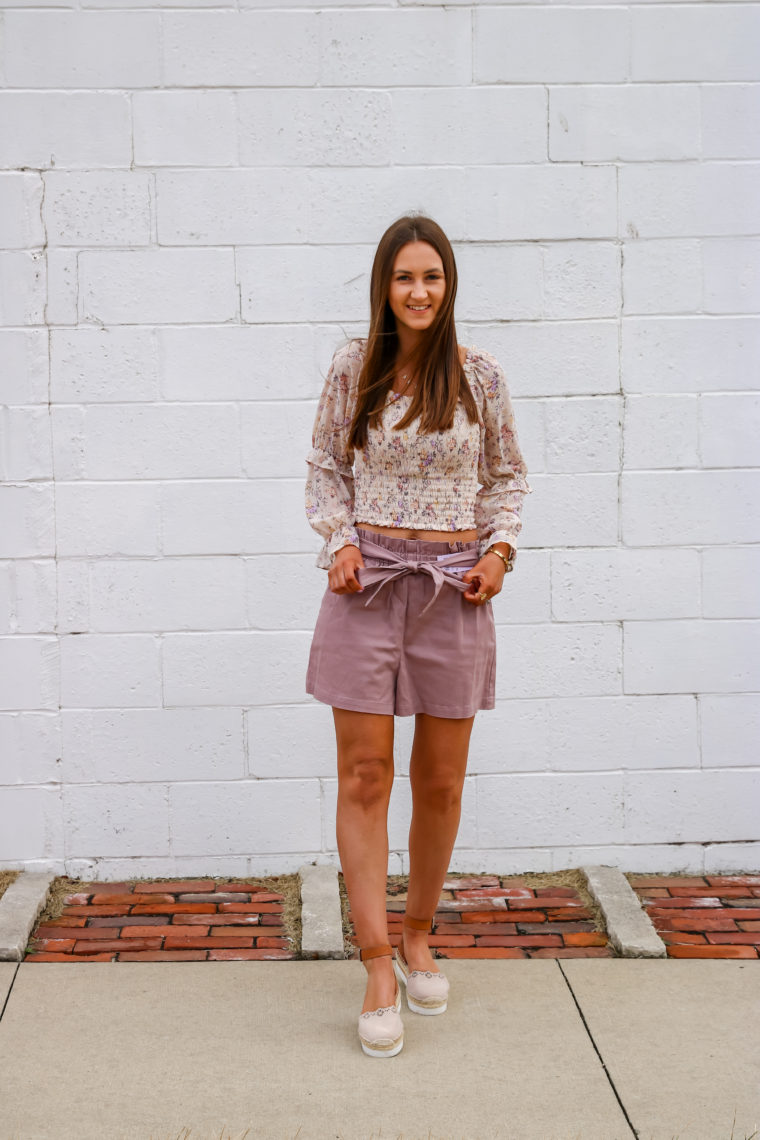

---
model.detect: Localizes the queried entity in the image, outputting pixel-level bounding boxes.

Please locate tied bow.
[355,536,480,622]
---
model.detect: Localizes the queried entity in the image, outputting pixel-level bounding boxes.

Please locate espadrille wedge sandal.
[357,943,404,1058]
[393,914,449,1015]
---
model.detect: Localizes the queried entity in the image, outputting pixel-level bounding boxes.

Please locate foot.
[362,956,399,1014]
[400,928,442,974]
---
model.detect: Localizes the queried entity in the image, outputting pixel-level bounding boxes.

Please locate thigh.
[332,707,395,780]
[409,712,475,788]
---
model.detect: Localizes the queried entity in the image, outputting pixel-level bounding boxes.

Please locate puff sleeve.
[305,344,362,570]
[473,351,533,562]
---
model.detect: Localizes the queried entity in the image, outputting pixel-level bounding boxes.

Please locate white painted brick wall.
[1,0,758,879]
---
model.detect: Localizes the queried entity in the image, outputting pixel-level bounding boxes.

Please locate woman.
[304,215,532,1058]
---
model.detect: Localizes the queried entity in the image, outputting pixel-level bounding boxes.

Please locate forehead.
[392,241,444,273]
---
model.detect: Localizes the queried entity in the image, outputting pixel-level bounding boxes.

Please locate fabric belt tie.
[355,535,480,622]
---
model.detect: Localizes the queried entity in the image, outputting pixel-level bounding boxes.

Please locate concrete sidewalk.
[0,957,758,1140]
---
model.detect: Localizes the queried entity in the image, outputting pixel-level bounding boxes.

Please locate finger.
[345,566,363,592]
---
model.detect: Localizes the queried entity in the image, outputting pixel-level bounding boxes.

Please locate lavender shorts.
[305,527,496,718]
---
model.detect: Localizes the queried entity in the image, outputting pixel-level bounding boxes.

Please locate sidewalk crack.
[556,959,639,1138]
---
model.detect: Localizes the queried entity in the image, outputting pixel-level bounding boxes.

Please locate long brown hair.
[347,214,479,451]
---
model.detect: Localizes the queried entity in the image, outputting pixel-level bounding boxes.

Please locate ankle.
[363,954,394,976]
[402,927,430,949]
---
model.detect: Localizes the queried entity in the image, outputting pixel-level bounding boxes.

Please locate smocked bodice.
[305,338,532,570]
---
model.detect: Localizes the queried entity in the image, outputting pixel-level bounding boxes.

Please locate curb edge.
[0,872,57,963]
[298,863,345,960]
[581,864,668,959]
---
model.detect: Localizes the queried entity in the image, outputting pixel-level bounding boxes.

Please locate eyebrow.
[393,267,443,274]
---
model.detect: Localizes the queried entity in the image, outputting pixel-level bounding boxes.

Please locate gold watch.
[486,545,516,573]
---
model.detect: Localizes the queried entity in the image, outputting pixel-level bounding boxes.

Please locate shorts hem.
[306,684,494,719]
[305,684,395,716]
[395,698,495,718]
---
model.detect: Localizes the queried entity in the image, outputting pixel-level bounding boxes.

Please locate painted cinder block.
[549,84,700,163]
[63,782,169,857]
[0,561,57,634]
[43,171,152,247]
[159,325,316,401]
[0,787,63,862]
[61,708,245,783]
[50,328,160,403]
[0,712,60,785]
[0,331,48,404]
[4,11,161,87]
[55,483,161,557]
[238,89,391,167]
[133,91,237,167]
[1,0,757,874]
[0,92,131,169]
[477,772,624,848]
[59,633,161,708]
[0,408,53,481]
[162,12,319,87]
[622,316,760,393]
[0,637,59,711]
[79,249,238,324]
[474,8,628,84]
[51,403,241,480]
[162,629,312,706]
[0,174,45,249]
[0,251,45,326]
[0,486,55,559]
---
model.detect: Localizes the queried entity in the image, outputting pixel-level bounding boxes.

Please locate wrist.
[485,544,515,572]
[330,543,360,564]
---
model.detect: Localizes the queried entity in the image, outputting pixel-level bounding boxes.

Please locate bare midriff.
[355,522,478,542]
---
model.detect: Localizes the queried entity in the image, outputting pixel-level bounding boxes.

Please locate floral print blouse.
[305,337,532,570]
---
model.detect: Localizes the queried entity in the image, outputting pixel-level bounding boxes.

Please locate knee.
[340,752,394,810]
[419,779,462,815]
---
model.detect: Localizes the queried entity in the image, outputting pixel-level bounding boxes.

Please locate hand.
[328,544,365,594]
[461,554,505,606]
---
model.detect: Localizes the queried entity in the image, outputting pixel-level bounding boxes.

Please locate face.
[387,241,446,335]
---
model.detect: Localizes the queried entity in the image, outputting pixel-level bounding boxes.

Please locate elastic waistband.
[356,526,478,559]
[354,532,481,622]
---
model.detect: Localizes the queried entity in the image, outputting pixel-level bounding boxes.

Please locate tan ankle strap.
[359,943,393,962]
[404,914,433,931]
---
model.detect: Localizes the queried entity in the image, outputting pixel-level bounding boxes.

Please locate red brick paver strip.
[347,876,614,959]
[25,880,297,962]
[627,874,760,959]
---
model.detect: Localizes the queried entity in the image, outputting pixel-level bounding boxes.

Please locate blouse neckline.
[386,346,476,402]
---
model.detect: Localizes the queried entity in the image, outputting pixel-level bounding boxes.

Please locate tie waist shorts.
[305,527,497,718]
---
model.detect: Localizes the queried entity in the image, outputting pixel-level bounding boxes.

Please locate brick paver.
[627,874,760,959]
[24,880,297,962]
[347,875,614,959]
[22,872,760,962]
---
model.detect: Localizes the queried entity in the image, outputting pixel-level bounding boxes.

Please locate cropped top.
[305,337,532,570]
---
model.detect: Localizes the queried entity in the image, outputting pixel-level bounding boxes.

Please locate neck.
[394,326,424,367]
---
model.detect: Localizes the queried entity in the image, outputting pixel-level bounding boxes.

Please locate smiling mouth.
[407,305,431,311]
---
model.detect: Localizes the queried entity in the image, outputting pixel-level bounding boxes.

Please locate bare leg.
[333,706,398,1013]
[404,712,476,972]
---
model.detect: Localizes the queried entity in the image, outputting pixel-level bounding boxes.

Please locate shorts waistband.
[355,526,478,559]
[355,531,481,623]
